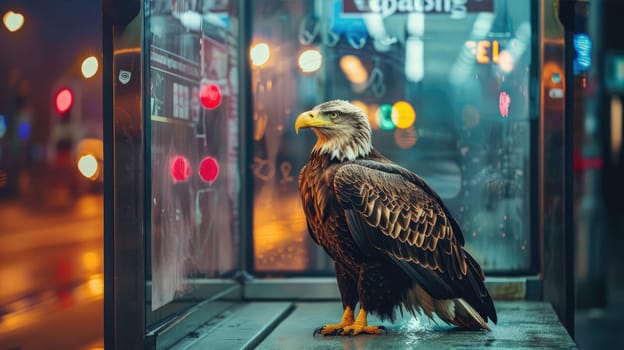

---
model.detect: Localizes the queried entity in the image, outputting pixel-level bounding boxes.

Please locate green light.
[376,104,395,130]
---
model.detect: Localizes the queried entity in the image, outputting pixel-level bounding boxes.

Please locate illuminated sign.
[466,40,501,64]
[343,0,494,17]
[573,33,592,75]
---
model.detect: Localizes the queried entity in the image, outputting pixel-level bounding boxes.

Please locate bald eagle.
[295,100,497,336]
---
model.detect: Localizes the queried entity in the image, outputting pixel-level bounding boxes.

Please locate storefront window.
[251,0,535,274]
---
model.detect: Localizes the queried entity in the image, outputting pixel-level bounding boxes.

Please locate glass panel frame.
[104,3,145,348]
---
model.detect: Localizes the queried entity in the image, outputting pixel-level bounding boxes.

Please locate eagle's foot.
[339,307,387,336]
[313,324,349,336]
[340,324,386,336]
[312,306,355,336]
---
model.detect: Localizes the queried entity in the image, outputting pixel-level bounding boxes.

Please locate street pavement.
[0,194,103,350]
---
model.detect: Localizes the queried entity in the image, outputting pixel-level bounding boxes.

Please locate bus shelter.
[103,0,576,348]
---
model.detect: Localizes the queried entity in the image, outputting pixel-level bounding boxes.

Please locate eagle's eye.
[329,111,338,120]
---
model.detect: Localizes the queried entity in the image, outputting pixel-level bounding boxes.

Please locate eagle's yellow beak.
[295,110,334,134]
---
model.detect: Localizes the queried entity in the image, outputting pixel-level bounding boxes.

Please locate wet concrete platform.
[174,301,577,349]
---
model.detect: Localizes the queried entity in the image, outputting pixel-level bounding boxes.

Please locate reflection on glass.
[148,0,240,310]
[252,0,533,274]
[298,48,322,73]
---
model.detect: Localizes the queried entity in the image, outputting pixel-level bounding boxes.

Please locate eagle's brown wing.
[333,161,497,323]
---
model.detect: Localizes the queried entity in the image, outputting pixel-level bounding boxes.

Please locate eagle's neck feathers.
[312,126,372,162]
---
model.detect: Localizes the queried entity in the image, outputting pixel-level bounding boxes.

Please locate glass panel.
[148,0,240,312]
[251,0,535,274]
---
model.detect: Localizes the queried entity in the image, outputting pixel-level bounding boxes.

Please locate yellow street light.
[81,56,99,78]
[250,42,270,67]
[78,154,98,179]
[3,10,24,32]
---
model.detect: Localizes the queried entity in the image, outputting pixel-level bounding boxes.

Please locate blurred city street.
[0,194,103,350]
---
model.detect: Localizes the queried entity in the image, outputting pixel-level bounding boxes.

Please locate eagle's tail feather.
[402,284,490,330]
[434,298,489,330]
[453,298,490,330]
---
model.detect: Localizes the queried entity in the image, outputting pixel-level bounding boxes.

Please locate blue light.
[573,33,592,75]
[332,0,368,47]
[18,121,30,141]
[0,115,6,139]
[574,34,592,52]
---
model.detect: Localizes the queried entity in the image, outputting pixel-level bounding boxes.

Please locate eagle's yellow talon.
[313,324,347,336]
[340,324,385,336]
[311,307,387,336]
[313,306,355,336]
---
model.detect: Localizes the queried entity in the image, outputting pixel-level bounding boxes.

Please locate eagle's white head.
[295,100,373,161]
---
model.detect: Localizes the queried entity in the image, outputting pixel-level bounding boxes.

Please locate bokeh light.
[3,10,24,32]
[250,42,270,67]
[394,126,418,149]
[298,49,322,73]
[543,62,564,88]
[498,50,514,72]
[81,56,99,78]
[339,55,368,85]
[78,154,98,179]
[76,139,104,176]
[366,104,380,130]
[199,156,219,183]
[499,91,511,118]
[55,88,73,115]
[375,104,395,130]
[17,121,30,141]
[0,115,6,139]
[199,83,222,110]
[170,156,191,182]
[88,274,104,296]
[391,101,416,129]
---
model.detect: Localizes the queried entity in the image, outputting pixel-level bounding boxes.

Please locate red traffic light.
[55,88,73,115]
